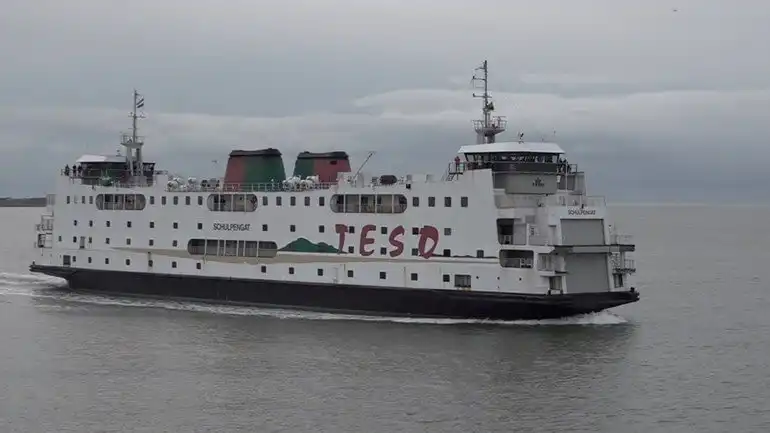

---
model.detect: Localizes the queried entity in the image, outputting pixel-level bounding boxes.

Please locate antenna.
[121,89,146,183]
[471,60,507,144]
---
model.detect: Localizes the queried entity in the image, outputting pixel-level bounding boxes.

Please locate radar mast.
[120,89,146,184]
[472,60,507,144]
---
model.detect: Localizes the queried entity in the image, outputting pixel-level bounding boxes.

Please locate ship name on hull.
[213,223,252,231]
[567,208,596,216]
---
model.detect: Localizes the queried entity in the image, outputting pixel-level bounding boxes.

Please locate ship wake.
[0,272,628,326]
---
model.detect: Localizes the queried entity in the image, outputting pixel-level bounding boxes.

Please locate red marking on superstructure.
[359,224,376,257]
[388,225,405,257]
[334,224,439,258]
[417,225,439,259]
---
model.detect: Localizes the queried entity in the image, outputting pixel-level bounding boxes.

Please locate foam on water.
[0,272,627,326]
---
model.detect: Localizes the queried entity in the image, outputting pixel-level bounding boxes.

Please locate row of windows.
[73,220,458,239]
[330,194,468,213]
[64,234,484,259]
[69,193,471,212]
[187,239,278,258]
[61,255,473,288]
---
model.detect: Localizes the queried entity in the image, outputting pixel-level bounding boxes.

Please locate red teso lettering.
[359,224,376,256]
[335,224,348,252]
[388,225,405,257]
[417,225,439,259]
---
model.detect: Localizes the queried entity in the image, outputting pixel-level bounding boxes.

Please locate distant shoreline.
[0,197,46,207]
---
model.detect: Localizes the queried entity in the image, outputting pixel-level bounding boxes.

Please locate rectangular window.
[412,197,419,207]
[410,273,418,281]
[428,197,435,207]
[379,271,386,280]
[454,274,472,288]
[304,197,310,206]
[347,270,354,278]
[317,269,323,276]
[461,196,468,207]
[290,196,296,206]
[444,197,451,207]
[173,196,179,205]
[185,196,191,205]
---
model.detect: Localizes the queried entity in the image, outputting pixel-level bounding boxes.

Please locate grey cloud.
[1,0,769,202]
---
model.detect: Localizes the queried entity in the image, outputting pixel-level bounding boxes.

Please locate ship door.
[79,236,86,249]
[548,276,563,294]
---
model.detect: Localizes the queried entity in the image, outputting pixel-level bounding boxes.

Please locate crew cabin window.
[206,193,258,212]
[187,239,278,258]
[95,194,147,210]
[331,194,408,213]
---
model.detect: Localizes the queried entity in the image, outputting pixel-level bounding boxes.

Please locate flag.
[136,96,145,109]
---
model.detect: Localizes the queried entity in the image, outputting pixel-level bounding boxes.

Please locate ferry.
[29,61,639,320]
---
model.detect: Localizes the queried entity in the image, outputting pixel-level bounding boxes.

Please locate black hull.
[29,264,639,321]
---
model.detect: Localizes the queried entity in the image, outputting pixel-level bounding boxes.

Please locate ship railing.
[500,258,534,268]
[498,235,524,245]
[166,182,339,193]
[610,233,633,245]
[540,195,606,208]
[528,235,550,246]
[498,234,551,246]
[611,257,636,272]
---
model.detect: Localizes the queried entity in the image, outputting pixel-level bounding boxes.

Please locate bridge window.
[95,194,147,210]
[331,194,408,213]
[206,193,258,212]
[499,250,534,268]
[186,239,278,258]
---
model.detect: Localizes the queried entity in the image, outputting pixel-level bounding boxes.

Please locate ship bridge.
[451,141,584,194]
[67,154,156,187]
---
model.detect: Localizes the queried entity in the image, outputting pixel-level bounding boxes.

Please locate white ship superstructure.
[30,62,639,320]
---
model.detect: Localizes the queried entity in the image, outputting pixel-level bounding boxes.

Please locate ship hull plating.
[30,264,639,320]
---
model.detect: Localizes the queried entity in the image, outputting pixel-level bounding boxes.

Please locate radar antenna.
[471,60,507,144]
[120,89,147,184]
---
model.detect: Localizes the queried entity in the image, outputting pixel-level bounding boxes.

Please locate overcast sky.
[2,0,769,202]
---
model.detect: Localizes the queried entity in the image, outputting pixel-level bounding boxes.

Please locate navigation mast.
[472,60,507,144]
[121,89,146,183]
